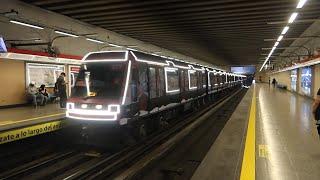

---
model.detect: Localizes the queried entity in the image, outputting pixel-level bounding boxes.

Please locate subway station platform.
[192,84,320,180]
[0,104,65,144]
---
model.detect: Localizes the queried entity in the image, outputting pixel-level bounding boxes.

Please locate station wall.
[0,59,26,106]
[0,58,77,107]
[270,64,320,99]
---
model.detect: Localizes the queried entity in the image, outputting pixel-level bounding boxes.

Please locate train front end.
[66,51,131,124]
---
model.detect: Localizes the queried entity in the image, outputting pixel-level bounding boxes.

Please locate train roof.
[82,50,245,77]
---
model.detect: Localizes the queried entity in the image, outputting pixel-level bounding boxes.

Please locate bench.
[276,84,287,89]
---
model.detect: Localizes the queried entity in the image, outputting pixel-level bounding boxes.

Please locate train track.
[0,88,245,180]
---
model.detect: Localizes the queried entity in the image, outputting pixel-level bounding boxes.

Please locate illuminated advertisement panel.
[290,69,297,92]
[231,66,255,74]
[300,66,312,96]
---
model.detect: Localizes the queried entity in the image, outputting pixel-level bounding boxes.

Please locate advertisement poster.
[290,69,297,92]
[300,66,312,96]
[27,63,65,87]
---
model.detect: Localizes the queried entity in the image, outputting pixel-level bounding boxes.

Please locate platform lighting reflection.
[10,20,44,30]
[288,12,298,23]
[281,26,289,35]
[54,30,79,38]
[297,0,308,8]
[86,38,104,44]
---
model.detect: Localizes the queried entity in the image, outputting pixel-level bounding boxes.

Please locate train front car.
[66,51,131,128]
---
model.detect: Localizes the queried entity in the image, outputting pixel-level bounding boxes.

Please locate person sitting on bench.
[26,82,44,106]
[39,84,49,105]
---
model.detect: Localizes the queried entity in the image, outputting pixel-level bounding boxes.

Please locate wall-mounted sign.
[0,37,7,53]
[231,66,256,74]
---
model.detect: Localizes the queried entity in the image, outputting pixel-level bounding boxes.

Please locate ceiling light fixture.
[277,35,284,42]
[10,20,44,30]
[108,43,122,48]
[281,26,290,35]
[86,38,104,44]
[54,30,79,37]
[274,42,279,47]
[288,12,298,23]
[127,48,137,51]
[297,0,308,8]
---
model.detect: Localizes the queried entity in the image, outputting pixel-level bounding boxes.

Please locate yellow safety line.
[0,112,65,126]
[240,87,256,180]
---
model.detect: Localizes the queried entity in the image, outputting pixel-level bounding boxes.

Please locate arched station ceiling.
[21,0,320,66]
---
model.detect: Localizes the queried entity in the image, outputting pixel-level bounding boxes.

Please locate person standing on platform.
[312,88,320,136]
[56,72,67,108]
[272,78,277,88]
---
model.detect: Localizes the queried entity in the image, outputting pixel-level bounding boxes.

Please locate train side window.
[184,70,188,91]
[202,71,206,88]
[188,70,197,90]
[180,70,185,92]
[131,67,138,102]
[165,68,180,93]
[158,68,165,96]
[149,67,157,98]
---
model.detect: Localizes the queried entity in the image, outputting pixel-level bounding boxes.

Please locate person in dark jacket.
[312,88,320,136]
[56,72,67,108]
[272,78,277,88]
[38,84,49,105]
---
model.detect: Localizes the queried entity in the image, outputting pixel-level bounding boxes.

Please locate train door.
[68,65,80,96]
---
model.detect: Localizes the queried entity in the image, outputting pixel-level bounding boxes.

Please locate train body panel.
[66,50,246,128]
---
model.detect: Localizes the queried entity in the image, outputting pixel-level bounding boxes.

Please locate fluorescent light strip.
[166,61,190,69]
[122,60,132,105]
[281,26,289,35]
[54,30,78,37]
[130,51,168,66]
[274,41,279,47]
[164,67,180,93]
[86,38,104,44]
[277,35,284,42]
[85,72,90,97]
[127,48,138,51]
[10,20,44,30]
[108,43,122,48]
[82,51,129,62]
[297,0,308,8]
[288,12,298,23]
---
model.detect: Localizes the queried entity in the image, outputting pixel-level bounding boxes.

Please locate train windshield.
[72,62,127,99]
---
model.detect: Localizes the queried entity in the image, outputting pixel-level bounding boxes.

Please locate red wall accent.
[8,48,82,60]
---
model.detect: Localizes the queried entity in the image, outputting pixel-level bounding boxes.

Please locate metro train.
[66,50,245,138]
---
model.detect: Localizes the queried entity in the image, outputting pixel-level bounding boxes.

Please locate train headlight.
[81,104,88,109]
[67,102,74,110]
[95,105,103,109]
[108,104,120,113]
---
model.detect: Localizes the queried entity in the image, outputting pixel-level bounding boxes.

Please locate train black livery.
[66,50,245,137]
